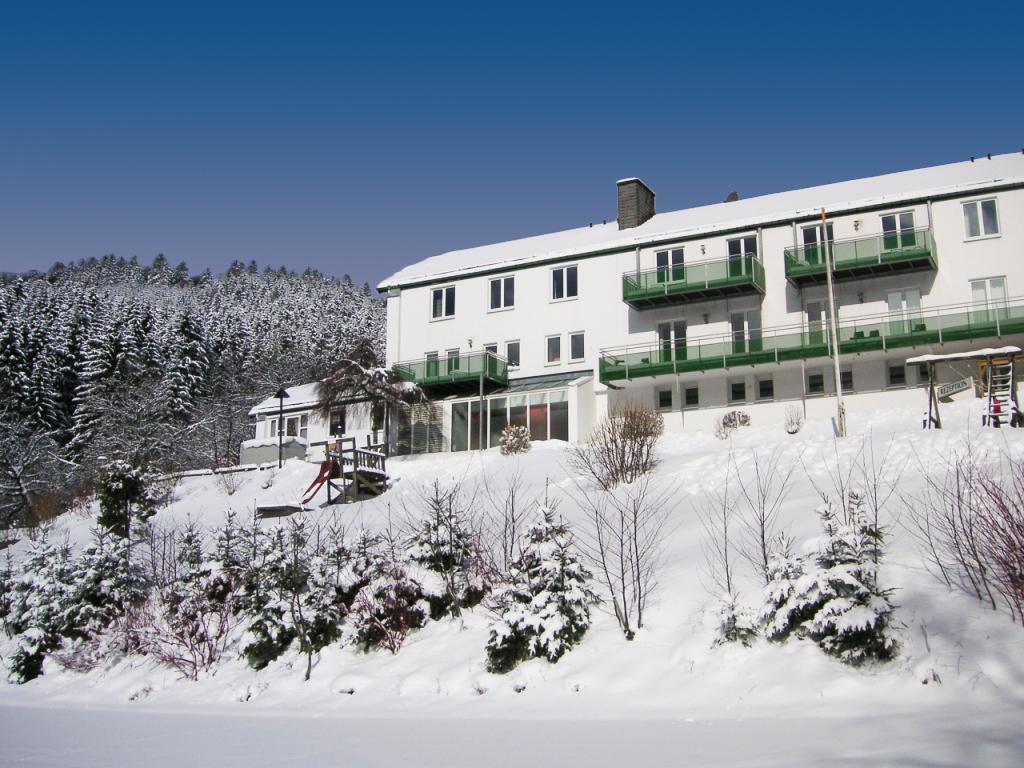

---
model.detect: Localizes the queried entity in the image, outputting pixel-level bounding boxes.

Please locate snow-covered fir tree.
[759,493,897,664]
[486,507,599,673]
[68,526,149,636]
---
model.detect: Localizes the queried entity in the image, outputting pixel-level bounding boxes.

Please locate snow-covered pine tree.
[758,495,897,664]
[95,458,161,538]
[486,507,599,673]
[346,550,428,655]
[69,526,149,636]
[161,310,209,422]
[5,535,79,682]
[713,592,758,647]
[406,482,487,619]
[240,526,295,669]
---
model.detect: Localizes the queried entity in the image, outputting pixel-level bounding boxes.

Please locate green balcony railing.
[784,227,935,284]
[622,254,766,307]
[599,297,1024,383]
[393,350,508,389]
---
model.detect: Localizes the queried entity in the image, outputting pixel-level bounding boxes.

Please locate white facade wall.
[244,401,380,463]
[384,176,1024,443]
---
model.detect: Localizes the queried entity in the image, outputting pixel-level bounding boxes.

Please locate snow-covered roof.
[248,382,321,416]
[378,153,1024,290]
[906,346,1022,364]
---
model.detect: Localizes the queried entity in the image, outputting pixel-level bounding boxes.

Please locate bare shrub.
[715,410,751,440]
[481,469,529,576]
[499,424,531,456]
[735,447,797,584]
[128,591,237,680]
[577,476,672,639]
[784,405,803,435]
[570,404,663,490]
[215,467,242,496]
[906,446,1024,623]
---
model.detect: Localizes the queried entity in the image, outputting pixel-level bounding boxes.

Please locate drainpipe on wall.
[821,208,847,437]
[478,372,485,451]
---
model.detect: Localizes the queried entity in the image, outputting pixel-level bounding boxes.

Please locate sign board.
[937,377,972,399]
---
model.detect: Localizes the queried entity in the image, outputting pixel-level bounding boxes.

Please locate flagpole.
[822,208,847,437]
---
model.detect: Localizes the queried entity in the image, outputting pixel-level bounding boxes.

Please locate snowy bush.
[68,527,149,636]
[486,507,598,673]
[760,493,897,664]
[714,410,751,440]
[347,538,428,654]
[784,405,803,435]
[712,593,758,647]
[499,424,531,456]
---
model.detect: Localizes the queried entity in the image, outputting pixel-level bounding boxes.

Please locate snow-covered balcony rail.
[393,350,508,394]
[622,253,766,309]
[784,227,936,286]
[599,296,1024,383]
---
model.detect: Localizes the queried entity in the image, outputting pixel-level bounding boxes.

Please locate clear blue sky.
[1,1,1021,288]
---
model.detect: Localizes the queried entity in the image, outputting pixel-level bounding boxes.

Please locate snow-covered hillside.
[2,400,1023,767]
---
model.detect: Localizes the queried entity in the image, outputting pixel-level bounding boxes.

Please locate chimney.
[616,178,655,230]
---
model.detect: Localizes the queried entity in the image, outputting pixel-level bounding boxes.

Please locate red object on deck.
[301,460,340,505]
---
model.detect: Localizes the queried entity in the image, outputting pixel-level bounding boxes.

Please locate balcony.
[599,297,1024,383]
[393,350,508,396]
[784,228,936,286]
[622,254,766,309]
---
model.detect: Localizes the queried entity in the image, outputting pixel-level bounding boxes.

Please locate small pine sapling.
[486,506,599,673]
[95,458,160,539]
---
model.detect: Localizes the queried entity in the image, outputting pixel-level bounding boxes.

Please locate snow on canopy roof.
[248,382,321,416]
[378,153,1024,290]
[906,346,1022,364]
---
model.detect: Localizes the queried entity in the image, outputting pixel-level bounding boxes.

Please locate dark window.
[570,332,585,361]
[489,276,514,310]
[546,335,561,364]
[431,286,455,318]
[329,407,347,436]
[657,388,672,410]
[684,386,699,408]
[758,377,774,400]
[371,401,385,431]
[840,370,853,391]
[484,343,498,356]
[808,373,824,394]
[888,365,906,387]
[506,341,520,367]
[730,380,746,403]
[552,265,578,300]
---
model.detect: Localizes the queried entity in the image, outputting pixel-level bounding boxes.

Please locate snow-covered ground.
[2,399,1024,767]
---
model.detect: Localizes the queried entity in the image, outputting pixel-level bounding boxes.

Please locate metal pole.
[478,371,485,450]
[822,208,847,437]
[278,394,284,468]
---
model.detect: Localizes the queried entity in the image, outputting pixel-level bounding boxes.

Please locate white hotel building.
[379,152,1024,453]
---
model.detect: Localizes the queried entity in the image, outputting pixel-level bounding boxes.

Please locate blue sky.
[1,1,1021,288]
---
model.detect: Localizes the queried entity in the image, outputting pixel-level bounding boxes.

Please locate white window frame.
[550,264,579,302]
[545,334,562,366]
[880,210,917,250]
[483,342,498,356]
[430,285,456,320]
[488,275,515,311]
[569,331,585,362]
[962,198,1000,241]
[505,340,521,368]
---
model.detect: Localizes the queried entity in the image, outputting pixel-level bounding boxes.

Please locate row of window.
[656,364,916,410]
[428,199,1002,321]
[426,331,587,370]
[430,265,578,320]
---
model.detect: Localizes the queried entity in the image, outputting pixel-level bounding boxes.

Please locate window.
[683,386,699,409]
[329,407,347,436]
[730,310,762,353]
[840,370,853,391]
[569,332,585,362]
[546,335,561,364]
[489,276,515,310]
[656,248,684,283]
[506,340,520,367]
[963,199,999,239]
[551,265,578,300]
[268,418,277,438]
[446,349,460,374]
[971,277,1008,322]
[656,387,673,411]
[801,223,834,265]
[727,235,757,278]
[888,365,906,388]
[371,401,385,431]
[431,286,455,319]
[729,379,747,403]
[757,376,774,401]
[881,211,917,250]
[484,343,498,356]
[425,351,439,378]
[657,320,687,362]
[282,414,307,439]
[808,372,825,395]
